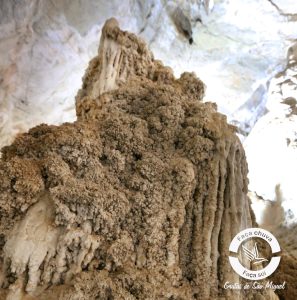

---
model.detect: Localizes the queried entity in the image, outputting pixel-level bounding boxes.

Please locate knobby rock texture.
[0,19,277,300]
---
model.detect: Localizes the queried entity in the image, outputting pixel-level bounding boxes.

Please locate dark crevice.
[218,191,227,288]
[99,154,108,165]
[132,152,142,161]
[178,187,196,281]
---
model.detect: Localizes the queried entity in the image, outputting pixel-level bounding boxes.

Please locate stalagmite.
[0,18,278,299]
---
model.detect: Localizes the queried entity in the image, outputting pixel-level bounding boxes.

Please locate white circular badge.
[229,228,281,280]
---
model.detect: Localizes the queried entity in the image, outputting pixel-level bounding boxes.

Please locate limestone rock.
[245,60,297,300]
[245,60,297,227]
[0,19,276,300]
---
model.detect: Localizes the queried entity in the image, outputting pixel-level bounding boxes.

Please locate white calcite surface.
[245,62,297,226]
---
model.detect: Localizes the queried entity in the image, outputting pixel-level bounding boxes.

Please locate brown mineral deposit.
[0,18,283,300]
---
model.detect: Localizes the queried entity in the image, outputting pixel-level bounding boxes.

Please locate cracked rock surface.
[0,19,279,300]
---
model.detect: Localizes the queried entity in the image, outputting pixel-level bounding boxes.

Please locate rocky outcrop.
[0,19,276,300]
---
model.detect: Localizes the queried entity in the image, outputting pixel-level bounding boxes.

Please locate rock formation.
[1,0,296,151]
[0,19,278,300]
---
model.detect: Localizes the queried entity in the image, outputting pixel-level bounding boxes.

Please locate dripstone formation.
[0,19,277,299]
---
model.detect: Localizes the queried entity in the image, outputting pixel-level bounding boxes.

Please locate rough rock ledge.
[0,19,277,300]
